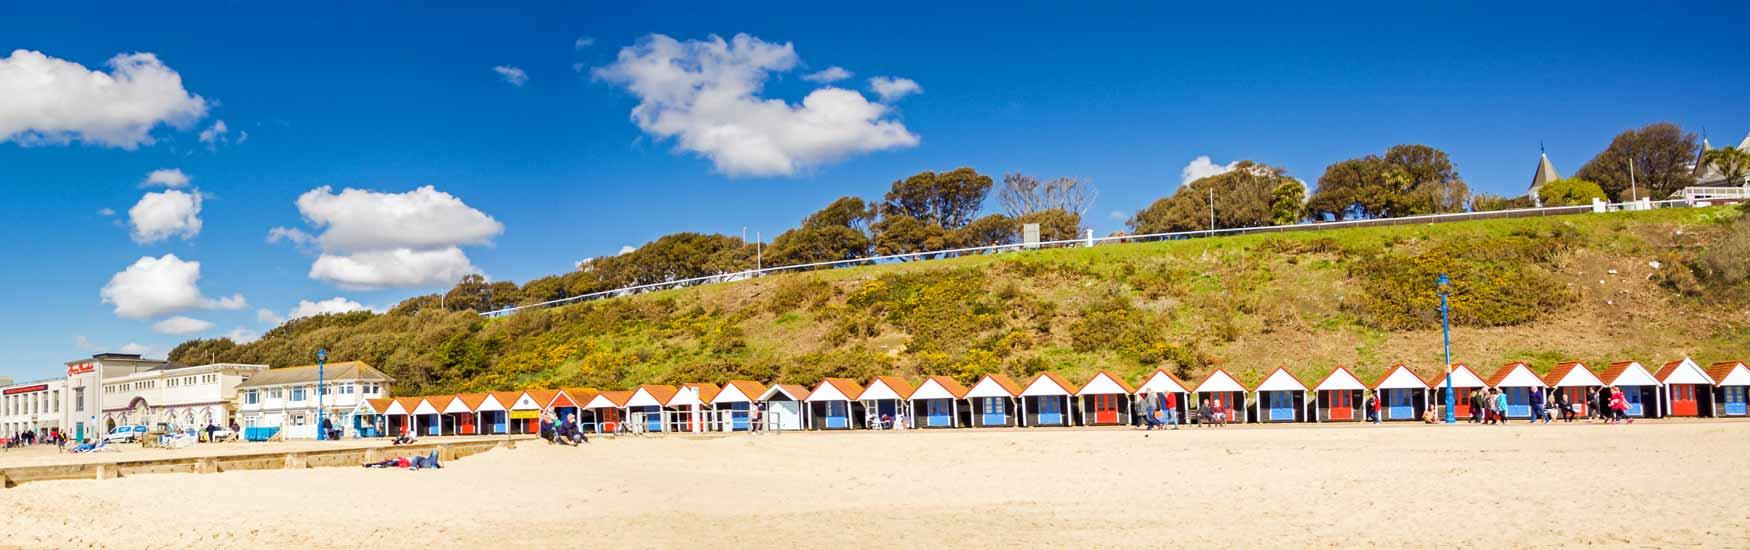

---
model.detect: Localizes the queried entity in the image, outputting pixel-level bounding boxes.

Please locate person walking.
[1597,387,1613,423]
[1528,388,1546,424]
[1493,389,1509,425]
[1136,393,1157,431]
[1610,387,1632,423]
[1162,392,1180,430]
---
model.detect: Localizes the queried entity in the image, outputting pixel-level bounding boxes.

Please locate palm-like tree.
[1701,146,1750,186]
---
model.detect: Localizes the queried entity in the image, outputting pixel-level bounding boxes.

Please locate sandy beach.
[3,420,1748,549]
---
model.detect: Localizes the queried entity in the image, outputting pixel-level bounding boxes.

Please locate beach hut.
[1599,361,1663,418]
[383,397,416,436]
[352,398,391,437]
[756,384,809,431]
[965,374,1023,428]
[475,392,510,434]
[1487,362,1548,419]
[628,385,678,433]
[1372,364,1430,421]
[907,375,968,428]
[1191,369,1248,424]
[506,390,554,434]
[666,384,718,433]
[1134,369,1191,423]
[1424,363,1488,420]
[1251,368,1309,423]
[1075,371,1137,426]
[860,376,915,428]
[805,378,865,430]
[711,380,767,431]
[1542,362,1603,419]
[548,388,598,431]
[1019,373,1077,427]
[581,390,632,433]
[1311,367,1365,422]
[1655,358,1715,418]
[449,393,487,435]
[1706,360,1750,417]
[413,396,447,436]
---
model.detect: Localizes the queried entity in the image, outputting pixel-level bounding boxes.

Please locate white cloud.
[574,36,596,49]
[256,308,285,325]
[236,130,248,144]
[141,168,190,188]
[618,245,636,255]
[128,188,202,243]
[1181,156,1240,187]
[265,226,315,251]
[493,65,528,86]
[594,33,919,177]
[100,254,245,319]
[152,315,214,335]
[97,208,115,217]
[309,247,480,290]
[0,49,208,149]
[572,62,586,73]
[75,335,99,351]
[288,297,376,319]
[802,66,852,83]
[1108,210,1127,221]
[223,327,259,344]
[291,185,503,253]
[867,76,921,102]
[118,342,156,358]
[198,119,228,145]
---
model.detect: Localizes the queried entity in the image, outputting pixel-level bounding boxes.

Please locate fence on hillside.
[480,197,1703,318]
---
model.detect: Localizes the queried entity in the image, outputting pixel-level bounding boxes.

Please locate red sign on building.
[67,363,95,375]
[3,384,48,395]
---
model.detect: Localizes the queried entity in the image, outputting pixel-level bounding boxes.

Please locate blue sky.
[2,2,1748,380]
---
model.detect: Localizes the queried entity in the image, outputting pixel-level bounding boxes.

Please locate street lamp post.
[1438,274,1455,424]
[316,348,327,443]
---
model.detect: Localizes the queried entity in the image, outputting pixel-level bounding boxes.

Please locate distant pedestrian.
[1364,393,1379,424]
[1469,389,1483,423]
[1493,389,1509,424]
[1610,386,1632,423]
[1556,388,1574,422]
[1162,392,1180,430]
[1136,394,1158,430]
[1529,388,1547,424]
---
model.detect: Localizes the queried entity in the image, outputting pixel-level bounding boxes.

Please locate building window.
[269,388,283,399]
[52,390,59,413]
[291,387,306,402]
[74,388,84,412]
[244,390,259,405]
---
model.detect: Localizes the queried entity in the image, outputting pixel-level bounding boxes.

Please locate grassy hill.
[174,205,1750,394]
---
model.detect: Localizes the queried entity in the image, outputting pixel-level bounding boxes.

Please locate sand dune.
[3,421,1748,549]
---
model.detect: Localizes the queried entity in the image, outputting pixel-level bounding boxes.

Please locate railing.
[482,198,1701,318]
[1679,186,1750,200]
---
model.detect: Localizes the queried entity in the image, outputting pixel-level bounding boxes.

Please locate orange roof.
[1249,367,1308,392]
[811,378,865,400]
[1137,368,1191,393]
[522,389,558,409]
[1371,364,1428,389]
[1654,360,1683,382]
[1423,364,1485,387]
[683,383,721,404]
[548,390,577,409]
[426,395,458,411]
[456,392,490,410]
[361,398,393,414]
[1193,368,1246,391]
[771,384,810,400]
[593,390,634,407]
[1541,362,1592,386]
[1597,361,1637,386]
[980,374,1024,396]
[1079,370,1137,394]
[868,376,917,399]
[1313,366,1364,390]
[637,384,679,405]
[1485,362,1532,387]
[393,397,423,415]
[1030,372,1079,394]
[919,375,968,399]
[488,391,524,409]
[1706,360,1749,385]
[722,380,768,401]
[556,387,599,409]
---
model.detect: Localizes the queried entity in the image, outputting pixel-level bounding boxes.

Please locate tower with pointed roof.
[1527,148,1562,203]
[1692,131,1750,186]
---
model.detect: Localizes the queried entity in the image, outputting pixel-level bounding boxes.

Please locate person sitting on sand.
[565,414,588,444]
[1196,400,1212,427]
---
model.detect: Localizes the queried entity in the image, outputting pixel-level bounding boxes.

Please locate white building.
[235,361,393,439]
[2,378,66,439]
[98,363,269,433]
[1682,133,1750,202]
[64,353,178,443]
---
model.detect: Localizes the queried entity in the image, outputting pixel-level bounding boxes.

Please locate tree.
[443,274,492,311]
[767,197,875,266]
[589,233,753,287]
[950,214,1019,249]
[997,173,1095,218]
[1537,178,1608,206]
[1307,144,1469,220]
[880,168,993,230]
[1269,181,1306,225]
[1471,193,1535,212]
[1015,208,1083,242]
[1574,123,1699,200]
[871,214,947,258]
[1701,146,1750,187]
[1128,161,1294,234]
[802,196,876,231]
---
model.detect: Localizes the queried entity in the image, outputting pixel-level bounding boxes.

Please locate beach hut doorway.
[628,386,677,433]
[1192,370,1248,424]
[1252,368,1308,423]
[908,376,968,429]
[1602,361,1663,418]
[1427,364,1486,419]
[1709,361,1750,417]
[1656,359,1714,418]
[1077,371,1137,427]
[805,379,864,430]
[1374,365,1430,421]
[860,377,915,429]
[1020,373,1077,427]
[1134,369,1191,423]
[712,381,766,432]
[1489,362,1548,419]
[964,374,1022,427]
[1543,362,1603,419]
[756,385,808,431]
[1313,367,1366,422]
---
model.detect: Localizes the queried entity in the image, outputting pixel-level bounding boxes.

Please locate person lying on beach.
[392,432,416,446]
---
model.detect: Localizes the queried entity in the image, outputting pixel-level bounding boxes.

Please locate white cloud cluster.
[141,168,189,188]
[867,76,921,102]
[257,296,377,326]
[802,66,852,83]
[0,49,208,149]
[100,254,245,319]
[272,185,502,290]
[152,315,214,335]
[593,33,920,177]
[575,36,596,49]
[198,119,228,145]
[223,327,259,344]
[1181,156,1240,186]
[493,65,528,86]
[128,188,202,243]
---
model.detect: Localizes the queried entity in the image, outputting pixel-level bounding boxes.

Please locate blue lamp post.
[315,348,329,443]
[1438,274,1455,424]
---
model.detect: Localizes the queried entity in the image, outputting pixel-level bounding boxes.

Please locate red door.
[600,409,621,432]
[1448,388,1471,417]
[460,414,476,435]
[1094,395,1118,424]
[1328,390,1352,420]
[1671,385,1698,416]
[1564,387,1588,416]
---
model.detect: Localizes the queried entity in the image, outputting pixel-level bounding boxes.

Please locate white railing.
[482,198,1701,317]
[1679,186,1750,200]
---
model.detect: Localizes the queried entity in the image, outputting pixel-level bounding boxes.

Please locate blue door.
[876,400,897,420]
[1726,387,1748,416]
[824,401,848,429]
[1624,389,1644,416]
[981,397,1006,426]
[1037,397,1063,425]
[1268,391,1294,421]
[1387,390,1413,419]
[425,415,440,436]
[636,406,663,432]
[925,400,951,427]
[1505,388,1530,417]
[728,402,750,431]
